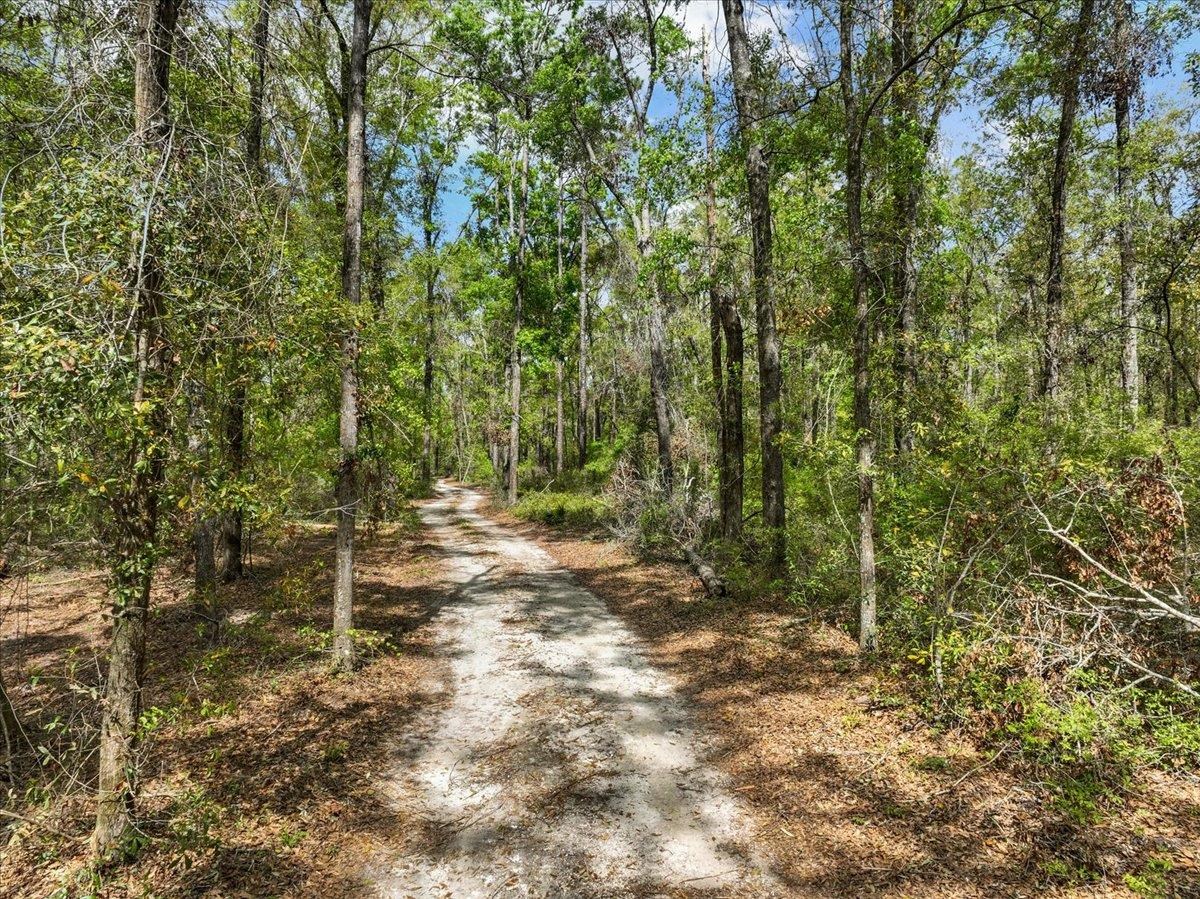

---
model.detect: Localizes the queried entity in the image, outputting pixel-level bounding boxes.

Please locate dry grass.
[1,519,452,898]
[5,494,1199,897]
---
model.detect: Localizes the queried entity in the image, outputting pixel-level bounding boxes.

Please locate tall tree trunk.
[554,360,564,476]
[577,191,590,468]
[891,0,918,454]
[840,1,879,652]
[1041,0,1096,400]
[423,296,435,481]
[720,296,745,540]
[723,0,785,567]
[221,0,269,581]
[420,159,441,485]
[554,180,565,477]
[93,0,180,857]
[188,377,216,618]
[332,0,369,673]
[506,136,529,504]
[646,256,674,491]
[703,33,743,541]
[1115,0,1139,419]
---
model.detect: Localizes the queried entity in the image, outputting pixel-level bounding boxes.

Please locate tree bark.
[221,0,269,580]
[684,546,726,597]
[554,180,565,477]
[840,0,879,652]
[506,136,530,505]
[647,267,674,491]
[703,33,743,542]
[332,0,370,673]
[891,0,918,454]
[419,157,442,485]
[1041,0,1096,400]
[93,0,180,858]
[577,191,590,468]
[1114,0,1139,420]
[187,376,217,618]
[722,0,785,568]
[555,360,565,476]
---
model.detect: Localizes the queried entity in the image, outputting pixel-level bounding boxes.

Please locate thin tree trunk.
[720,298,745,539]
[332,0,370,673]
[1115,0,1139,419]
[555,180,565,477]
[704,29,725,525]
[647,268,673,491]
[423,297,435,482]
[420,159,441,485]
[891,0,918,454]
[577,190,590,468]
[703,33,742,541]
[245,0,268,172]
[187,377,216,618]
[1041,0,1096,400]
[1,671,23,777]
[221,0,268,581]
[840,1,879,652]
[723,0,785,567]
[555,360,564,476]
[507,136,529,505]
[93,0,179,857]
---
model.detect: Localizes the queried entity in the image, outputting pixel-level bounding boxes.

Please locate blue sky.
[434,1,1200,238]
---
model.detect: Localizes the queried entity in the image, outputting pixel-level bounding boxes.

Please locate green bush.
[512,490,611,530]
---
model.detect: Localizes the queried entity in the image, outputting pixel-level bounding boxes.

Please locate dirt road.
[371,482,777,897]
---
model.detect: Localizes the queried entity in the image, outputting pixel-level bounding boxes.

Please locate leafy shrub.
[512,491,611,530]
[583,423,636,485]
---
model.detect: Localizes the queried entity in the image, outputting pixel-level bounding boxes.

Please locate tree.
[838,0,880,651]
[93,0,182,856]
[567,0,690,492]
[332,0,370,673]
[1041,0,1097,400]
[221,0,272,581]
[1113,0,1140,419]
[702,27,744,543]
[723,0,784,567]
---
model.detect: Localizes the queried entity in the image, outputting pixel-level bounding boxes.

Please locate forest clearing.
[4,0,1200,896]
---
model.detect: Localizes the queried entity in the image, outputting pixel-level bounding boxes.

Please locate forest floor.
[2,480,1198,897]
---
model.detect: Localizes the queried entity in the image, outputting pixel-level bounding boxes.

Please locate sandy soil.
[5,486,1198,898]
[489,498,1200,899]
[369,482,778,898]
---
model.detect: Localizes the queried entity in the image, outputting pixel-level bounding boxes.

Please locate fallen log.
[683,546,726,597]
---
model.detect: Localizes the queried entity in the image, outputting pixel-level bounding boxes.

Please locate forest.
[3,0,1200,896]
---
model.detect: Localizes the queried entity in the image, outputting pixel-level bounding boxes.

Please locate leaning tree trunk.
[722,0,785,567]
[1041,0,1096,401]
[221,0,269,581]
[332,0,370,673]
[839,0,879,652]
[1114,0,1139,420]
[93,0,180,857]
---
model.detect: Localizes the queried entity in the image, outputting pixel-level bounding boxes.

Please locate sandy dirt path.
[370,482,778,898]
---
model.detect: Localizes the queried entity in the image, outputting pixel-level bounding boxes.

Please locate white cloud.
[676,1,810,75]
